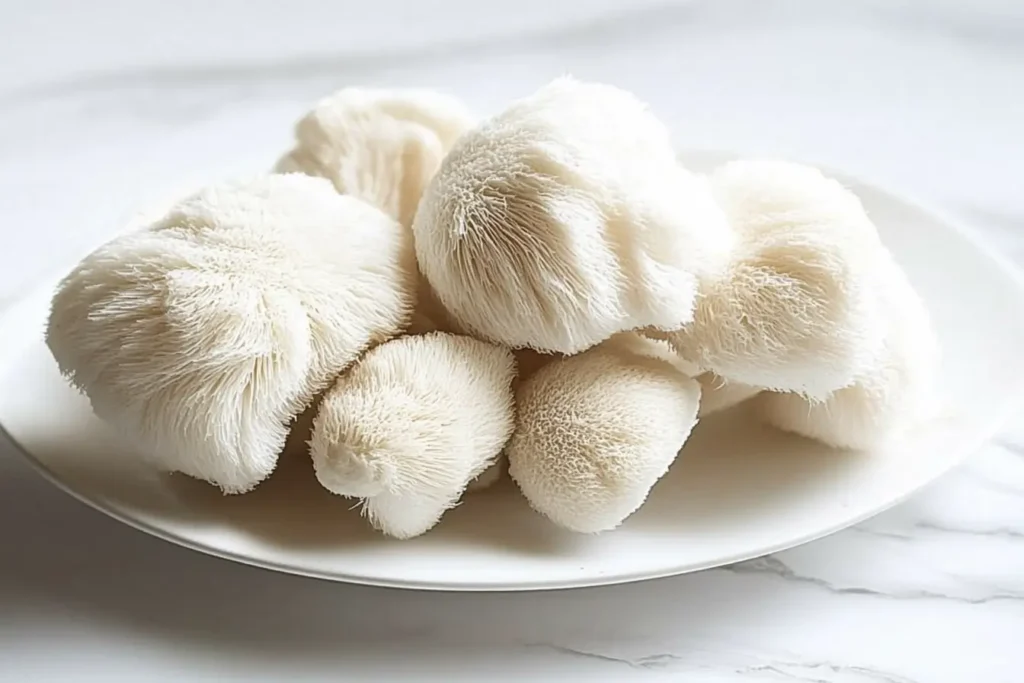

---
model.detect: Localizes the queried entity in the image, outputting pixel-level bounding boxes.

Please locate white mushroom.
[507,334,701,533]
[46,174,415,493]
[310,332,516,539]
[662,159,888,400]
[756,251,939,449]
[413,76,733,355]
[275,87,474,229]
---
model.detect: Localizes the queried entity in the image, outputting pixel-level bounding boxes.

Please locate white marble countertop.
[2,1,1023,680]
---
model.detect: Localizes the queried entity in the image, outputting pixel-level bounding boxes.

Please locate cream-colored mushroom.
[662,159,888,401]
[413,76,733,355]
[46,174,415,493]
[507,334,701,533]
[310,332,516,539]
[756,251,939,449]
[275,87,474,229]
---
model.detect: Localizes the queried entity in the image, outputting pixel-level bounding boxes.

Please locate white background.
[1,1,1023,680]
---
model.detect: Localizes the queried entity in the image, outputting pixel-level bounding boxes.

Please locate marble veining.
[1,1,1022,681]
[728,554,1024,605]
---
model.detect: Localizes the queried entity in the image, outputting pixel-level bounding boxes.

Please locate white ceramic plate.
[3,150,1024,591]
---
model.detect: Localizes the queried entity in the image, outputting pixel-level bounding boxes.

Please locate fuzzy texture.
[310,333,516,539]
[756,251,939,449]
[696,374,762,417]
[46,174,415,493]
[507,334,701,533]
[413,76,733,355]
[662,159,887,400]
[275,87,474,229]
[274,88,472,336]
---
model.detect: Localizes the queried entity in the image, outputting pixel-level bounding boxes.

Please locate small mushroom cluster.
[45,77,939,538]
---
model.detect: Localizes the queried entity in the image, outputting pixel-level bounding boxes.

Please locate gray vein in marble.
[3,0,1022,108]
[862,0,1024,52]
[533,644,919,683]
[0,2,699,105]
[991,434,1024,457]
[854,520,1024,541]
[726,556,1023,604]
[911,519,1024,540]
[739,660,919,683]
[524,643,682,670]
